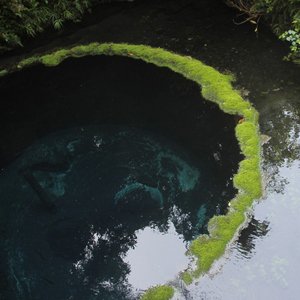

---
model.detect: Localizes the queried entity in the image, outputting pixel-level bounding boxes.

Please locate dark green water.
[0,56,240,299]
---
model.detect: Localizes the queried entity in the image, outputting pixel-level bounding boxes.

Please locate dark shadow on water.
[0,56,242,299]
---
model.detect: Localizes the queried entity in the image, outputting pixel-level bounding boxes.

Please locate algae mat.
[0,43,262,299]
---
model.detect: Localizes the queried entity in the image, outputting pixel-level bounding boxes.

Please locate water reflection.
[260,96,300,194]
[176,89,300,299]
[235,218,270,259]
[184,160,300,300]
[124,221,190,290]
[0,126,231,299]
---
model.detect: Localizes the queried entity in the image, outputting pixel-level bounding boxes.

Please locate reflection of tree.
[0,130,198,299]
[1,121,240,299]
[261,98,300,193]
[236,217,270,258]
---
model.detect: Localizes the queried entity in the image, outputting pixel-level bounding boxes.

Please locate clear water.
[0,126,205,299]
[0,54,240,299]
[183,97,300,299]
[25,0,299,298]
[2,0,298,298]
[73,1,299,299]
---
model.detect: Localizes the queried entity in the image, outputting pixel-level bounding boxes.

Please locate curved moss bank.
[0,43,262,299]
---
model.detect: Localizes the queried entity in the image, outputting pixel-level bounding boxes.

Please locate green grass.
[141,285,174,300]
[1,43,262,296]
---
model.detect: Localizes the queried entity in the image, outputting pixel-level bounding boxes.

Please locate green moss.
[181,271,193,285]
[17,56,40,68]
[41,49,70,66]
[189,210,246,276]
[141,285,174,300]
[0,69,8,77]
[0,43,262,291]
[234,170,261,198]
[229,194,253,212]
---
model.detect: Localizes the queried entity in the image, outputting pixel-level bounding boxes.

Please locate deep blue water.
[0,126,206,299]
[0,56,240,299]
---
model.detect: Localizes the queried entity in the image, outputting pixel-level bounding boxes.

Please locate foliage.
[141,285,174,300]
[279,29,300,62]
[257,0,300,62]
[0,42,262,291]
[1,1,299,62]
[0,0,94,51]
[226,0,300,62]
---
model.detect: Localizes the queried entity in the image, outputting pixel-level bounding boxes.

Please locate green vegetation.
[260,0,300,62]
[257,0,300,62]
[0,69,8,77]
[1,1,299,61]
[0,0,94,52]
[280,29,300,62]
[181,271,193,285]
[141,285,174,300]
[226,0,300,62]
[0,42,262,295]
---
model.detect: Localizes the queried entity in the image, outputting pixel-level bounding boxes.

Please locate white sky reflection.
[124,221,190,290]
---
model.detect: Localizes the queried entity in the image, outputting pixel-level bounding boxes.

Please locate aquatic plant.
[0,42,262,298]
[141,285,174,300]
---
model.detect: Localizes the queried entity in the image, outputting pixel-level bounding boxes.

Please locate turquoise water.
[0,28,241,298]
[0,126,234,299]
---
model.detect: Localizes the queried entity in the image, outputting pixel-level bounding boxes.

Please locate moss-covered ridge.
[141,285,174,300]
[0,43,262,299]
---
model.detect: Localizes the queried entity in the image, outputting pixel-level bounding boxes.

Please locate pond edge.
[0,43,262,300]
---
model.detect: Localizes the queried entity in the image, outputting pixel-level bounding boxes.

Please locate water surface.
[0,55,240,299]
